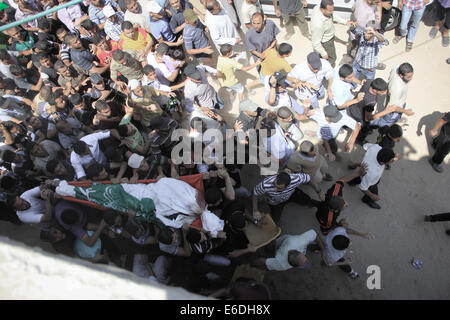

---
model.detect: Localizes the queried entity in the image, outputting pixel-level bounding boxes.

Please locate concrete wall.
[0,237,208,300]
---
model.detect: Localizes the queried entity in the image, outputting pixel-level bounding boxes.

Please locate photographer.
[265,71,305,118]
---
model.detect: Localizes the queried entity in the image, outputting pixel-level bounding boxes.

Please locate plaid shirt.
[104,11,124,42]
[353,28,388,69]
[403,0,426,10]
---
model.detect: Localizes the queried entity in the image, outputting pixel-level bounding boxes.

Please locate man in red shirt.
[92,33,119,66]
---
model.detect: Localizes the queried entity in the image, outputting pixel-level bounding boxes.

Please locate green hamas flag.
[0,3,9,11]
[74,183,165,228]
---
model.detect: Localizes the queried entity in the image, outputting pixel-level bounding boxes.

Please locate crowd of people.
[0,0,449,299]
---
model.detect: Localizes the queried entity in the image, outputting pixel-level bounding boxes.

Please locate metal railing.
[0,0,84,33]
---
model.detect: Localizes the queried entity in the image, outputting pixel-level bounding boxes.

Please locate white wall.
[0,237,208,300]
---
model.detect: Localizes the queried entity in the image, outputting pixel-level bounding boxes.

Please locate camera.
[166,95,181,113]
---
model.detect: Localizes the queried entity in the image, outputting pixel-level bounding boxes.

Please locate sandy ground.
[1,3,449,299]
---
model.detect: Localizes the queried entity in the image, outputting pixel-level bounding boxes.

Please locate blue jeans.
[352,61,376,80]
[399,6,426,43]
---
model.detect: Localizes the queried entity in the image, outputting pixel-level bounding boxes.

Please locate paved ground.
[1,5,449,299]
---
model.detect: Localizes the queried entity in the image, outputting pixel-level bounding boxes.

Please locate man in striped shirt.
[252,172,322,223]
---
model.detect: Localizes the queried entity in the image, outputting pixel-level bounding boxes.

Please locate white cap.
[128,153,144,169]
[128,79,141,91]
[102,5,116,18]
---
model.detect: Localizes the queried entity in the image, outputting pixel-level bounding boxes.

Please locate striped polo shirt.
[254,173,311,205]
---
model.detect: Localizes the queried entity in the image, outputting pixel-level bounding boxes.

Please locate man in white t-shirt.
[7,186,55,227]
[329,64,364,114]
[316,223,373,279]
[146,43,181,86]
[70,130,120,180]
[348,143,397,209]
[265,72,305,117]
[252,229,318,271]
[309,105,361,161]
[288,52,334,109]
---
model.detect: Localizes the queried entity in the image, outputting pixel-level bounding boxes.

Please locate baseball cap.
[239,99,259,112]
[90,73,103,84]
[102,5,116,18]
[184,64,202,81]
[273,71,287,86]
[328,196,345,212]
[366,20,380,30]
[324,105,342,123]
[307,52,322,70]
[277,106,292,119]
[183,9,198,24]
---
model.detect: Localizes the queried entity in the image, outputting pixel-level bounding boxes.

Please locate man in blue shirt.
[182,9,214,66]
[148,6,184,47]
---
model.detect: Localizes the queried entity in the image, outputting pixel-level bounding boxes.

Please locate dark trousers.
[328,138,338,154]
[428,212,450,222]
[357,122,372,143]
[320,37,337,67]
[348,177,380,204]
[268,189,318,223]
[338,257,352,273]
[432,135,450,164]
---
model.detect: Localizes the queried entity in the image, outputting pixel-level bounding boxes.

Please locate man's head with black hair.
[338,64,354,82]
[220,44,233,57]
[370,78,388,95]
[158,227,176,245]
[1,150,16,163]
[332,234,350,250]
[277,43,293,57]
[37,18,51,31]
[168,47,185,61]
[376,148,395,165]
[46,159,59,174]
[155,43,169,58]
[186,228,202,244]
[117,124,136,137]
[60,209,80,226]
[387,124,403,142]
[190,117,206,132]
[397,62,414,83]
[320,0,334,17]
[228,211,247,230]
[73,141,89,156]
[122,21,135,39]
[10,64,25,77]
[68,93,83,107]
[274,172,291,191]
[0,49,13,63]
[86,163,108,181]
[94,100,111,116]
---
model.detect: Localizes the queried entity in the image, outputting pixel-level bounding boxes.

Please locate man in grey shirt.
[245,12,280,62]
[273,0,311,40]
[183,64,223,113]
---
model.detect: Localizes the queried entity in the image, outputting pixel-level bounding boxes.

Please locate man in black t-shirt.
[348,78,388,144]
[315,165,367,234]
[429,112,450,173]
